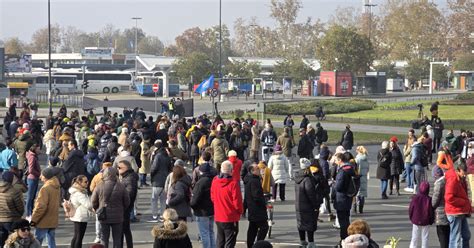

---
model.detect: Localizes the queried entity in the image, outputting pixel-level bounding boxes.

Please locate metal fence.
[36,93,82,107]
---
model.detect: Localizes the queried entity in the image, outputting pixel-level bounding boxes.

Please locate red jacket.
[210,175,243,223]
[228,156,243,182]
[444,168,472,215]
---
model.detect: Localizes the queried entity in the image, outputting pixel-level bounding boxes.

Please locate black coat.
[390,147,404,176]
[150,148,173,187]
[300,117,309,129]
[376,148,392,180]
[297,134,314,159]
[190,173,215,217]
[244,174,267,222]
[152,222,192,248]
[340,129,354,150]
[62,149,86,184]
[120,169,139,217]
[294,170,319,232]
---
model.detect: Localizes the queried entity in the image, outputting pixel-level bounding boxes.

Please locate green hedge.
[266,98,376,115]
[455,92,474,100]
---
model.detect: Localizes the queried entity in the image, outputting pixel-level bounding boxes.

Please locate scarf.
[258,162,272,193]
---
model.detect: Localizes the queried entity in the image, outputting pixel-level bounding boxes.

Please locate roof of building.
[136,55,177,71]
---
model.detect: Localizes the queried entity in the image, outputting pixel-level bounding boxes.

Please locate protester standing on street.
[151,208,192,248]
[25,144,41,221]
[339,125,354,151]
[403,129,417,192]
[150,140,173,222]
[0,171,25,247]
[211,160,243,248]
[297,128,314,160]
[244,163,269,248]
[91,167,130,248]
[68,175,92,248]
[31,167,61,248]
[409,181,434,248]
[389,137,404,196]
[166,166,193,222]
[431,166,449,248]
[377,141,392,199]
[191,162,216,248]
[118,160,139,248]
[268,145,290,202]
[354,146,369,214]
[4,219,41,248]
[445,161,472,247]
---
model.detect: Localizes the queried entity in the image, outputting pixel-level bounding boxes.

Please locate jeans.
[0,222,12,247]
[123,217,133,248]
[448,215,471,248]
[71,222,87,248]
[35,228,56,248]
[272,183,286,201]
[436,224,450,248]
[101,222,123,248]
[405,162,413,188]
[95,214,102,242]
[26,178,39,216]
[246,220,269,248]
[196,216,216,248]
[380,179,388,196]
[216,222,239,248]
[337,210,350,240]
[414,168,426,193]
[139,173,147,186]
[410,224,429,248]
[151,187,166,218]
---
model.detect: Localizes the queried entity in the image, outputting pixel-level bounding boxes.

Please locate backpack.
[378,152,391,169]
[264,132,276,146]
[233,136,243,149]
[62,199,76,219]
[321,129,328,143]
[87,157,101,176]
[343,165,361,197]
[419,146,429,167]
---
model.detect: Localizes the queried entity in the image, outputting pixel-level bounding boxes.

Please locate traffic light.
[82,80,89,89]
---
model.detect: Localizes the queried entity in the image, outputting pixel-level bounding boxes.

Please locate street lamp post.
[429,61,449,95]
[48,0,52,114]
[132,17,142,77]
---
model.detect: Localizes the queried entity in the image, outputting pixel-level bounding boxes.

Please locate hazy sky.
[0,0,447,45]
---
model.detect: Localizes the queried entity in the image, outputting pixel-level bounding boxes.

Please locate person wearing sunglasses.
[4,219,40,248]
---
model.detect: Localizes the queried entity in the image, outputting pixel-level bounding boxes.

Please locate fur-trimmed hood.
[151,221,188,240]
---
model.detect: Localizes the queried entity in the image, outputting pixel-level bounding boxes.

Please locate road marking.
[381,204,409,208]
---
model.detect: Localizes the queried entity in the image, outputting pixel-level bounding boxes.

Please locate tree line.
[3,0,473,85]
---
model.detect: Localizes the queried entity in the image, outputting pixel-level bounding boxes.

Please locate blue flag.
[195,74,214,94]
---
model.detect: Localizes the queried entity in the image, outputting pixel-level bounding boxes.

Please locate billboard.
[81,47,113,58]
[5,54,32,73]
[283,77,292,95]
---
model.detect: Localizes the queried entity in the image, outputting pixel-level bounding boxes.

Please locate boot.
[307,242,316,248]
[397,190,401,196]
[352,203,357,214]
[389,190,393,195]
[299,240,308,248]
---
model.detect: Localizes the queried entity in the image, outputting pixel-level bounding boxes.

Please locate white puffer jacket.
[268,153,291,184]
[68,186,92,222]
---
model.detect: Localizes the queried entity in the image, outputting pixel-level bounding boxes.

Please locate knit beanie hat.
[41,167,56,180]
[199,163,211,173]
[300,158,311,169]
[1,171,14,184]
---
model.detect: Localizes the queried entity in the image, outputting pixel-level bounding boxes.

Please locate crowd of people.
[0,101,472,248]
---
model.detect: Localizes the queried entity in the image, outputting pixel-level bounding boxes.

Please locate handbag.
[97,183,116,221]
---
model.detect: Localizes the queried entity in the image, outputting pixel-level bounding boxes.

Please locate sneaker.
[404,187,413,193]
[25,216,31,222]
[146,217,159,223]
[328,213,336,222]
[93,238,101,244]
[269,198,275,203]
[332,223,340,229]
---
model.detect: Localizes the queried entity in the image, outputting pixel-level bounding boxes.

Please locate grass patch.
[265,98,376,115]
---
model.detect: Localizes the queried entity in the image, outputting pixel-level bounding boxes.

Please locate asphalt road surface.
[32,144,473,247]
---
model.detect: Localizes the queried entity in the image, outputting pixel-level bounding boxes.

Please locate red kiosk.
[319,71,353,97]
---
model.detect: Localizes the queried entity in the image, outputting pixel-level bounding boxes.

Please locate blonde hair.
[348,219,372,239]
[356,146,368,155]
[162,208,179,222]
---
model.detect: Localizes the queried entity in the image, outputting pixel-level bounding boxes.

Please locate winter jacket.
[68,186,92,222]
[0,148,18,170]
[432,177,449,226]
[91,171,130,224]
[13,133,33,170]
[244,174,267,222]
[276,133,293,158]
[120,169,139,217]
[26,151,41,180]
[191,163,218,187]
[411,143,424,170]
[43,129,56,156]
[355,154,369,198]
[139,141,151,174]
[113,151,139,172]
[169,147,188,162]
[437,151,453,171]
[444,168,472,215]
[376,148,392,180]
[31,177,61,228]
[189,129,202,157]
[319,147,331,179]
[62,149,86,184]
[190,173,215,217]
[268,153,290,184]
[250,125,260,152]
[150,148,173,188]
[260,128,277,147]
[167,175,193,218]
[340,128,354,151]
[403,143,413,164]
[334,164,356,211]
[210,174,243,223]
[294,169,320,232]
[0,181,24,222]
[297,134,314,160]
[210,136,229,167]
[4,232,41,248]
[228,156,242,183]
[300,117,309,129]
[409,181,434,226]
[389,147,404,176]
[152,221,192,248]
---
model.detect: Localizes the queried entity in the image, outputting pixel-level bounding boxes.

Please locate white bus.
[54,70,134,94]
[6,73,77,95]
